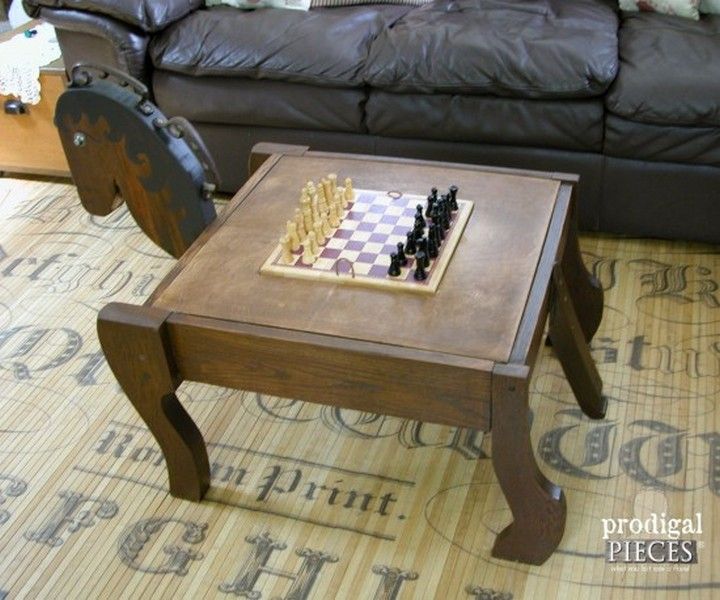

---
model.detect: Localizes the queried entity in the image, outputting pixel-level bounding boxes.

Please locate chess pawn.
[307,230,320,255]
[333,190,344,213]
[313,220,326,245]
[301,237,316,265]
[294,208,307,239]
[413,252,428,281]
[328,202,341,227]
[280,235,294,264]
[344,177,354,203]
[286,220,301,251]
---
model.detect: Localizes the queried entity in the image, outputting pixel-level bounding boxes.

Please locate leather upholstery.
[604,114,720,167]
[363,0,619,98]
[154,72,366,132]
[38,8,150,81]
[607,13,720,126]
[150,5,410,88]
[601,157,720,243]
[366,92,604,151]
[23,0,202,32]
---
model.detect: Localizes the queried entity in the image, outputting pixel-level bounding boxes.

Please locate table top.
[152,153,568,364]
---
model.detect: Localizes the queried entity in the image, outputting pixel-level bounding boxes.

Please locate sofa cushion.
[23,0,203,32]
[366,92,604,151]
[606,13,720,126]
[153,72,367,132]
[619,0,700,20]
[363,0,619,99]
[604,114,720,166]
[150,5,411,88]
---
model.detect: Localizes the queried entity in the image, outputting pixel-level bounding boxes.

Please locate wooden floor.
[0,177,718,599]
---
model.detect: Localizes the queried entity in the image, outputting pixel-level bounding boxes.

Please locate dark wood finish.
[167,314,492,430]
[55,79,215,258]
[560,188,604,343]
[92,148,606,565]
[548,266,607,420]
[97,302,210,500]
[509,181,573,369]
[153,153,560,363]
[248,142,308,177]
[491,364,566,565]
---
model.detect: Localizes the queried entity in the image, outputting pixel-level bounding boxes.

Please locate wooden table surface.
[153,153,560,363]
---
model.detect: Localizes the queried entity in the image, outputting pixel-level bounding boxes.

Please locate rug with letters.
[0,177,718,599]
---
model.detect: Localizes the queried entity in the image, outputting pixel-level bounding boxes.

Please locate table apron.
[165,316,492,431]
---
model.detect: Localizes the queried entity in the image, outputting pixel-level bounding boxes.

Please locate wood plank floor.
[0,178,718,599]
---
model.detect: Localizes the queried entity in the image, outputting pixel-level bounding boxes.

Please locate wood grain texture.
[154,154,561,363]
[0,72,69,176]
[97,302,210,501]
[166,314,493,431]
[490,363,566,565]
[548,265,607,420]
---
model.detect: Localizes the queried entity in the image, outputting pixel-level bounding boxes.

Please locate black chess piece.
[441,205,451,230]
[413,251,428,281]
[413,216,425,238]
[431,187,438,201]
[396,241,408,266]
[448,185,459,211]
[415,205,426,228]
[428,233,438,258]
[405,230,417,255]
[388,252,401,277]
[428,223,439,248]
[416,237,429,267]
[425,194,435,218]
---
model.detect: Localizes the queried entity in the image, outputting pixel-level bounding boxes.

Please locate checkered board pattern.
[260,188,473,294]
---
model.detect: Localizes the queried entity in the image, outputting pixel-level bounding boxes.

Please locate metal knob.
[4,99,26,115]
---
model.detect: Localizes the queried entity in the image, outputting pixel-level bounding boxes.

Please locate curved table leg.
[561,222,604,343]
[97,302,210,501]
[549,266,607,420]
[491,365,566,565]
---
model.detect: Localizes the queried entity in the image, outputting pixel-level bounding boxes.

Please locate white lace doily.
[0,23,61,105]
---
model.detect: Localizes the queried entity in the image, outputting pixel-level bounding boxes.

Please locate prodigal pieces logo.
[601,490,702,570]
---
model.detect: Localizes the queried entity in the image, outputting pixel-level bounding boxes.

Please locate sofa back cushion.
[362,0,619,99]
[150,5,411,87]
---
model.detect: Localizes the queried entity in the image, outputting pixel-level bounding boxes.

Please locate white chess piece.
[280,235,294,264]
[344,177,354,204]
[301,237,316,265]
[286,221,300,251]
[313,220,326,245]
[307,231,319,256]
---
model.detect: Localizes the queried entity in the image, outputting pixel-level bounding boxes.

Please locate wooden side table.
[0,22,70,177]
[94,146,607,565]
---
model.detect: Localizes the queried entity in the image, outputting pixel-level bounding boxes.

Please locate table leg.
[97,302,210,501]
[491,364,566,565]
[561,222,604,343]
[548,266,607,420]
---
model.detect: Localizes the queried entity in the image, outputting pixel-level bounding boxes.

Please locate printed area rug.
[0,177,718,599]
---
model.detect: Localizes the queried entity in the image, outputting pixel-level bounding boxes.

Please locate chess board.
[260,188,473,294]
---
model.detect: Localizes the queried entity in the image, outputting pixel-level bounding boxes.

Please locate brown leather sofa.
[23,0,720,242]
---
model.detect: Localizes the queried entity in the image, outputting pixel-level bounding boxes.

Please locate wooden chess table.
[97,146,606,566]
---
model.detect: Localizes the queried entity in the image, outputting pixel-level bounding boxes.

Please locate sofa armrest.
[39,7,151,81]
[23,0,203,32]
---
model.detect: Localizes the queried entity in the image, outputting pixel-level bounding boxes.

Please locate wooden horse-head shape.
[55,64,219,258]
